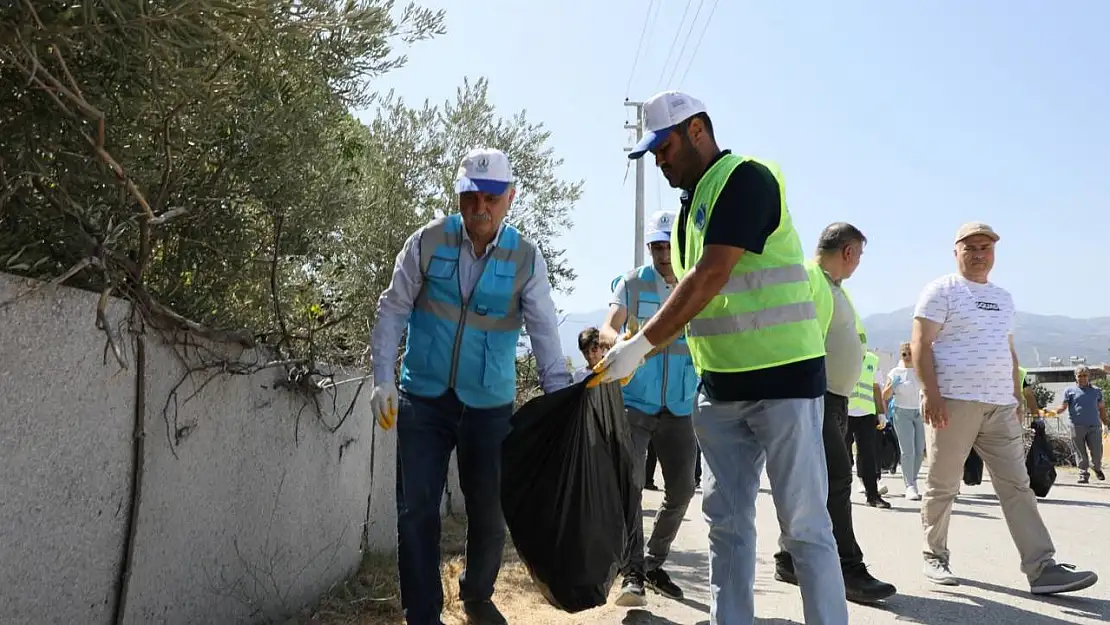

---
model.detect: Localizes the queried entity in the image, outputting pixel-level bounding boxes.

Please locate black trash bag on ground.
[501,377,638,613]
[878,425,900,473]
[963,448,984,486]
[1026,420,1057,498]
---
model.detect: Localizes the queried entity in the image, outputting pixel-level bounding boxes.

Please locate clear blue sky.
[364,0,1110,319]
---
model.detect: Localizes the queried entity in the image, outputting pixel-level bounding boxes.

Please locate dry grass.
[289,515,592,625]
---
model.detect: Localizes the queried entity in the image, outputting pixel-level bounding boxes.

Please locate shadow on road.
[1035,497,1110,509]
[878,586,1106,624]
[622,609,682,625]
[960,491,1110,510]
[872,503,998,520]
[960,578,1110,621]
[693,619,802,625]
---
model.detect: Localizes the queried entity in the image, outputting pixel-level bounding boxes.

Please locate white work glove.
[588,331,655,386]
[877,413,888,429]
[370,381,399,430]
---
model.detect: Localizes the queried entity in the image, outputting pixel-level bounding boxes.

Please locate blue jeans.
[891,406,925,488]
[395,390,512,625]
[693,393,847,625]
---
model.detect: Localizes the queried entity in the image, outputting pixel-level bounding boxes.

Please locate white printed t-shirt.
[913,273,1017,406]
[886,366,922,409]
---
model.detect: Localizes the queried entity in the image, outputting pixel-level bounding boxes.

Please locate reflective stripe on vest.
[672,153,826,373]
[849,352,881,413]
[399,214,535,408]
[613,265,696,415]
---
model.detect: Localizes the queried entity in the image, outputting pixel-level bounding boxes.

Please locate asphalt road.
[518,464,1109,625]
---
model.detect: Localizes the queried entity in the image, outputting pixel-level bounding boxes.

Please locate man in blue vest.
[369,148,572,625]
[599,209,699,607]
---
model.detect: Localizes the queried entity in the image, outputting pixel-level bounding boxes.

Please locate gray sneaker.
[1030,563,1098,595]
[924,559,959,586]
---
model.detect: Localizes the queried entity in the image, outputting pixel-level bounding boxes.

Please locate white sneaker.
[924,559,960,586]
[905,485,921,501]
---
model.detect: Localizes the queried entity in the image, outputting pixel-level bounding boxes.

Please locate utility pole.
[623,99,645,267]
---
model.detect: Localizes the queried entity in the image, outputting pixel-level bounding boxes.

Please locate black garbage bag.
[1026,420,1057,498]
[878,425,900,474]
[501,377,638,613]
[963,448,984,486]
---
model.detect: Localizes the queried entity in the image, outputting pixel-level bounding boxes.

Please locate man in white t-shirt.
[910,222,1097,596]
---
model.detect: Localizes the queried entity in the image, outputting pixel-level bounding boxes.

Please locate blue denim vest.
[612,265,697,416]
[399,214,536,408]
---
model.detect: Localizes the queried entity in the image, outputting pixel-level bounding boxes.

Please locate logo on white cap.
[645,209,677,244]
[628,90,708,159]
[455,148,514,195]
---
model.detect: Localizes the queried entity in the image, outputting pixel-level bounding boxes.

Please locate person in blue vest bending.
[369,147,572,625]
[599,208,699,607]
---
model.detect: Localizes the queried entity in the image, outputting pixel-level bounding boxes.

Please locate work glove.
[877,414,888,430]
[588,330,654,387]
[370,381,399,430]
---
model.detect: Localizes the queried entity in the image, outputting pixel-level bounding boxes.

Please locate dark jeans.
[645,442,658,486]
[845,414,882,497]
[647,440,703,487]
[695,442,703,484]
[776,392,866,571]
[625,407,697,575]
[395,390,512,625]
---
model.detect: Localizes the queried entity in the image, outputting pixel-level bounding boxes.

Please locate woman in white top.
[883,341,925,500]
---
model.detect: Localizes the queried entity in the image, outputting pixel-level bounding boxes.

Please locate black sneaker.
[463,600,507,625]
[867,495,892,509]
[1079,475,1090,484]
[843,564,897,604]
[614,573,647,607]
[774,556,799,585]
[645,567,684,600]
[1095,469,1105,481]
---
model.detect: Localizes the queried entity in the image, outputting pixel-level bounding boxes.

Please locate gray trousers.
[1073,424,1104,477]
[624,407,697,575]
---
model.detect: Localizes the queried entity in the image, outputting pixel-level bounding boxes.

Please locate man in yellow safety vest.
[595,90,847,625]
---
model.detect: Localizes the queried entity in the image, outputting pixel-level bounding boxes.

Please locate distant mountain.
[863,307,1110,366]
[553,306,1110,367]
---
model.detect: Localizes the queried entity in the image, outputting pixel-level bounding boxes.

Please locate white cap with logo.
[628,90,708,160]
[645,210,676,244]
[455,147,515,195]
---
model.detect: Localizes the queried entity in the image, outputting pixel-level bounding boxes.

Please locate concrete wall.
[0,273,460,625]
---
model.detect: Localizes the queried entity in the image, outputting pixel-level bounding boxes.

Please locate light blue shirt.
[371,219,572,393]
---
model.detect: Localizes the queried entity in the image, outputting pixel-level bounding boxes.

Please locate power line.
[624,0,658,96]
[664,0,706,87]
[655,0,694,91]
[676,0,721,87]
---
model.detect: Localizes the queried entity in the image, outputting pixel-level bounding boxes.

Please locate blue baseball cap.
[454,147,514,195]
[628,91,708,160]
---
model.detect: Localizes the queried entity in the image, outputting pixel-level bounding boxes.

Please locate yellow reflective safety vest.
[671,153,825,373]
[848,351,881,414]
[805,260,867,343]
